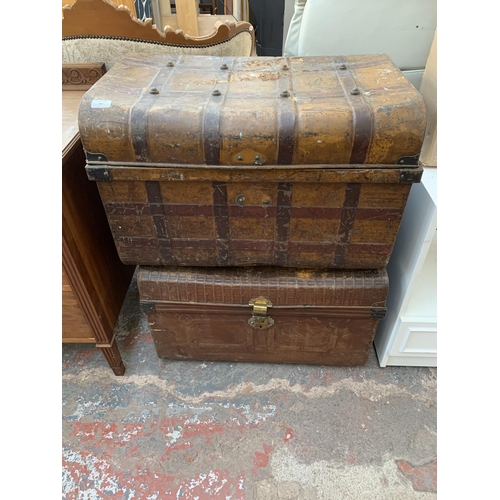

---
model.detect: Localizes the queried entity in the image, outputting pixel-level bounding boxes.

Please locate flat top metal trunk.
[78,53,426,166]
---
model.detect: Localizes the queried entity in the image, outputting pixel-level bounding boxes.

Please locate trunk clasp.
[248,296,274,329]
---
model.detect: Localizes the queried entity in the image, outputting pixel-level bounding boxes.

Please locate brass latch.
[248,296,274,329]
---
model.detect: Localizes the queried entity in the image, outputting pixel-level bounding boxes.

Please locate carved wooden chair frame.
[63,0,254,48]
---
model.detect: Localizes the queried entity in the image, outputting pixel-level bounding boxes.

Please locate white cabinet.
[374,167,437,367]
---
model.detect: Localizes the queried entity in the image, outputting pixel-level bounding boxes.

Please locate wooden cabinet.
[62,267,95,343]
[62,91,135,375]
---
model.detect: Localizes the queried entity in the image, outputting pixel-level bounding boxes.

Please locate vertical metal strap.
[212,181,230,265]
[276,58,296,164]
[145,180,173,263]
[203,58,233,165]
[333,182,362,267]
[336,57,373,164]
[130,58,179,162]
[274,182,293,266]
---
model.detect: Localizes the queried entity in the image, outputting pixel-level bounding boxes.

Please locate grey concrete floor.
[62,272,437,499]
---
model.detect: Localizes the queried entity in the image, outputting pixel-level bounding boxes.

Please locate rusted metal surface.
[79,54,426,165]
[79,54,425,268]
[137,266,389,366]
[95,172,412,267]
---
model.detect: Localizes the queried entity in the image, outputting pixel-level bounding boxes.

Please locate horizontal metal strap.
[150,302,385,319]
[85,160,421,169]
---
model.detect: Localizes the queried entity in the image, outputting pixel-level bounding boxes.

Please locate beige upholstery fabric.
[62,31,253,70]
[283,0,436,70]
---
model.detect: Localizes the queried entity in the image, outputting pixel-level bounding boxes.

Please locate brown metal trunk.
[138,266,389,366]
[79,54,426,268]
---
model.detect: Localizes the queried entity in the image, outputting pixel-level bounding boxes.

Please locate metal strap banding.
[212,181,230,265]
[274,182,293,266]
[145,181,173,263]
[336,57,373,164]
[277,59,296,164]
[130,60,178,162]
[332,182,362,267]
[203,59,232,165]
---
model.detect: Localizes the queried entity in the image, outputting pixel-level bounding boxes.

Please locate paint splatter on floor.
[62,276,437,499]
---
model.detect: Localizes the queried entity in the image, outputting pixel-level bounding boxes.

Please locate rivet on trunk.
[254,155,265,165]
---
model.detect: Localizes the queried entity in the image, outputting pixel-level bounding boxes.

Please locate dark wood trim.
[62,62,106,91]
